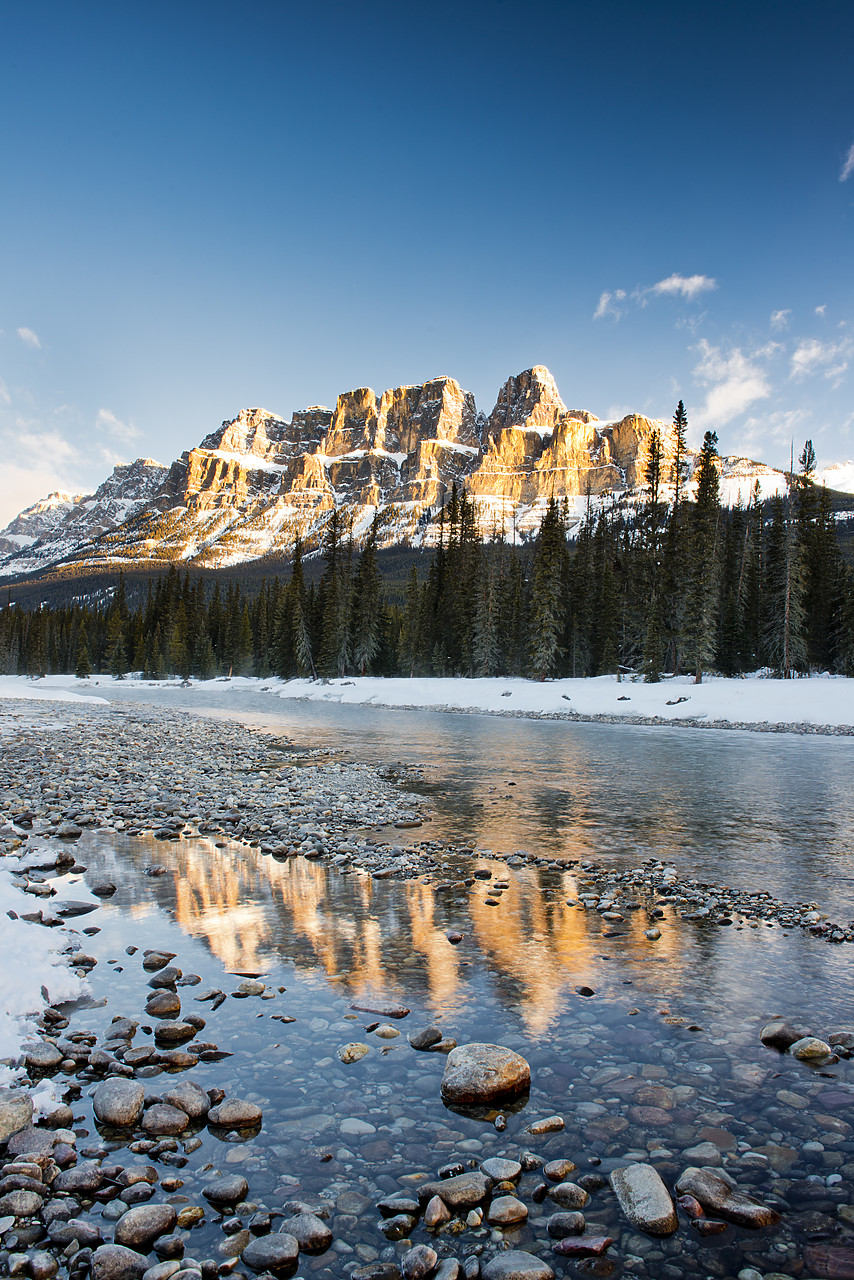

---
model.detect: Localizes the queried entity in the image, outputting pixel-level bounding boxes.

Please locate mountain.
[0,365,839,581]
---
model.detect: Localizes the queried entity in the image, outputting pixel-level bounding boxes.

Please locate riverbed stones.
[674,1167,781,1227]
[0,1090,33,1142]
[207,1098,262,1128]
[92,1245,149,1280]
[481,1157,522,1182]
[94,1079,145,1127]
[141,1104,190,1136]
[402,1245,438,1280]
[201,1174,248,1205]
[760,1017,808,1050]
[282,1211,332,1253]
[440,1044,530,1106]
[790,1035,833,1061]
[163,1082,210,1120]
[546,1212,585,1238]
[115,1204,178,1248]
[0,1188,43,1216]
[417,1172,492,1211]
[408,1027,443,1050]
[547,1182,589,1210]
[24,1041,63,1070]
[240,1231,299,1271]
[350,1000,410,1019]
[487,1195,528,1225]
[145,992,181,1018]
[610,1162,678,1235]
[482,1252,554,1280]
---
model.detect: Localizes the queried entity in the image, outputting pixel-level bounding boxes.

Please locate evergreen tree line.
[3,406,854,683]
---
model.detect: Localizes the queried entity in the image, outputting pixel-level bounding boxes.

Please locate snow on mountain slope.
[818,462,854,494]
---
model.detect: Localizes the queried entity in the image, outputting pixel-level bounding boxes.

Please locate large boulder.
[440,1043,530,1107]
[93,1079,145,1127]
[610,1163,677,1235]
[0,1089,33,1143]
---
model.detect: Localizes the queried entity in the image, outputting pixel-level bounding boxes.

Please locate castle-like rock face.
[0,366,796,577]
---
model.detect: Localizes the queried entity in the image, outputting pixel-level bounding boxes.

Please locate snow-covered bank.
[270,673,854,733]
[5,671,854,733]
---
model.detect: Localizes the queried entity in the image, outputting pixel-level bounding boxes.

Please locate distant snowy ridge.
[1,366,851,580]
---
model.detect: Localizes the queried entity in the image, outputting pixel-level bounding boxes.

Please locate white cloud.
[650,273,717,300]
[790,336,853,384]
[17,326,41,349]
[739,407,810,457]
[841,142,854,182]
[691,340,771,432]
[0,463,79,527]
[770,309,791,331]
[815,304,827,315]
[96,407,140,443]
[593,289,626,321]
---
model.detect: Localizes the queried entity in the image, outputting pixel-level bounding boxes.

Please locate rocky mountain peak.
[487,365,576,435]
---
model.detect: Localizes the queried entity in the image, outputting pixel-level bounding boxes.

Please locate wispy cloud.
[790,336,852,385]
[594,273,716,321]
[649,273,717,301]
[17,326,41,349]
[96,407,140,443]
[841,142,854,182]
[593,289,626,321]
[691,340,771,431]
[770,309,791,331]
[815,304,827,316]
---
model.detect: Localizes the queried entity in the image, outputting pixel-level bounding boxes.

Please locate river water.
[43,682,854,1279]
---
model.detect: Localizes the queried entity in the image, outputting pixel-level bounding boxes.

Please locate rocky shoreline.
[2,697,854,1280]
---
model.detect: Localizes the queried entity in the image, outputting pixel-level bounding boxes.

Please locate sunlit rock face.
[0,366,795,577]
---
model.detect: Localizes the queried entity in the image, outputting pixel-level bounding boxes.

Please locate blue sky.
[1,0,853,522]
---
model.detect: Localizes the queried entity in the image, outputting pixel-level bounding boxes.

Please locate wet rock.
[48,1218,103,1246]
[380,1213,418,1240]
[142,952,175,972]
[424,1195,451,1228]
[0,1188,43,1216]
[145,992,181,1018]
[0,1090,33,1143]
[92,1245,149,1280]
[240,1231,299,1271]
[94,1078,145,1127]
[28,1252,58,1280]
[482,1252,554,1280]
[207,1098,262,1128]
[760,1017,808,1050]
[408,1027,443,1050]
[546,1212,585,1238]
[24,1041,63,1070]
[56,822,83,839]
[148,967,182,989]
[283,1212,332,1253]
[153,1022,195,1044]
[610,1162,677,1236]
[551,1237,612,1257]
[402,1245,438,1279]
[53,1165,105,1194]
[547,1182,589,1210]
[440,1044,530,1106]
[674,1166,780,1228]
[90,882,117,897]
[142,1105,190,1136]
[543,1159,575,1182]
[417,1172,492,1211]
[481,1158,521,1182]
[202,1175,248,1205]
[803,1244,854,1278]
[338,1043,369,1064]
[115,1204,178,1248]
[352,1267,403,1280]
[163,1082,210,1120]
[487,1195,527,1225]
[526,1116,564,1135]
[790,1035,833,1061]
[350,1000,410,1019]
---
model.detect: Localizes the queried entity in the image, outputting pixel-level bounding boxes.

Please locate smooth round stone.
[760,1017,808,1050]
[543,1160,576,1182]
[482,1251,554,1280]
[441,1044,530,1106]
[94,1079,145,1127]
[546,1212,585,1238]
[163,1082,210,1120]
[153,1022,195,1044]
[487,1195,528,1225]
[0,1189,43,1217]
[24,1042,64,1070]
[481,1158,522,1183]
[790,1036,833,1061]
[53,1164,104,1193]
[145,992,181,1018]
[424,1195,451,1228]
[207,1099,262,1128]
[142,1264,182,1280]
[115,1204,178,1248]
[284,1212,332,1253]
[374,1024,400,1039]
[402,1245,438,1280]
[338,1043,370,1064]
[547,1182,589,1210]
[92,1245,149,1280]
[241,1231,299,1271]
[610,1162,678,1236]
[28,1251,58,1280]
[142,1105,190,1135]
[202,1175,249,1206]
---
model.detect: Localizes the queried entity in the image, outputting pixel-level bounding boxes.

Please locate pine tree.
[105,612,128,678]
[684,430,721,682]
[74,628,92,679]
[350,519,383,675]
[528,498,568,680]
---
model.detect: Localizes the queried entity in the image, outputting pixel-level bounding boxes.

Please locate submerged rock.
[441,1043,530,1106]
[674,1166,781,1228]
[610,1162,677,1235]
[93,1079,145,1127]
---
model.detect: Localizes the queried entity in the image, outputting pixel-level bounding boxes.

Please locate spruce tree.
[684,430,721,682]
[528,498,568,681]
[350,519,383,676]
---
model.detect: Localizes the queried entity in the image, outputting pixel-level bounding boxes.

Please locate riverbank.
[3,672,853,735]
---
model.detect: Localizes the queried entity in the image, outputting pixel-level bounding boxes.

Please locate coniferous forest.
[3,411,854,685]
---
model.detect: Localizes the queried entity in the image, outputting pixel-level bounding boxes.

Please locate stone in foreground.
[93,1079,145,1128]
[0,1090,33,1143]
[417,1171,492,1211]
[482,1251,554,1280]
[241,1232,299,1272]
[610,1162,677,1236]
[674,1167,780,1228]
[441,1043,530,1106]
[91,1245,148,1280]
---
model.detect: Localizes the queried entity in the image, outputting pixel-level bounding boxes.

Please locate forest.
[2,408,854,685]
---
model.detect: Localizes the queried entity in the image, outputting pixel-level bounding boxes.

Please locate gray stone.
[481,1157,522,1182]
[547,1182,589,1210]
[0,1090,33,1143]
[790,1035,833,1061]
[145,992,181,1018]
[759,1017,808,1050]
[94,1078,145,1127]
[241,1231,299,1271]
[0,1188,43,1216]
[545,1212,585,1238]
[487,1195,528,1225]
[153,1021,195,1044]
[92,1246,149,1280]
[53,1164,104,1193]
[482,1252,554,1280]
[423,1195,451,1228]
[441,1044,530,1106]
[201,1174,248,1205]
[408,1027,443,1050]
[402,1245,438,1279]
[163,1081,210,1120]
[610,1162,677,1236]
[23,1041,63,1070]
[207,1098,262,1128]
[674,1167,781,1228]
[142,1104,190,1135]
[417,1172,492,1210]
[114,1203,178,1248]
